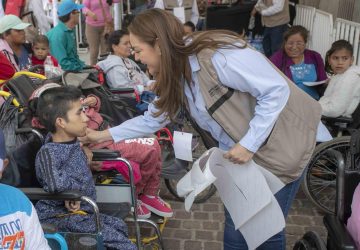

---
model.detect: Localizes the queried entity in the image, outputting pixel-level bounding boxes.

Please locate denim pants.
[262,24,288,57]
[223,172,304,250]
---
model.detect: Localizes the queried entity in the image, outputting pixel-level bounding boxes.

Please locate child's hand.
[90,161,103,172]
[82,146,93,165]
[65,200,81,212]
[82,96,97,107]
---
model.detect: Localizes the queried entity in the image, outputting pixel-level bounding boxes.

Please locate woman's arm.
[212,47,290,153]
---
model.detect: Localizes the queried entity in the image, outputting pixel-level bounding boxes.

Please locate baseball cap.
[0,15,31,34]
[58,0,84,17]
[0,129,6,171]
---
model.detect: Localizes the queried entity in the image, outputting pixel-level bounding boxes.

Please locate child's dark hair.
[325,39,354,74]
[33,35,49,47]
[282,25,308,46]
[107,30,129,53]
[184,21,196,32]
[36,86,82,133]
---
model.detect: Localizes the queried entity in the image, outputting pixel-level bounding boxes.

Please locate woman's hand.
[251,7,257,17]
[223,144,254,164]
[88,11,97,21]
[65,200,81,212]
[78,128,112,144]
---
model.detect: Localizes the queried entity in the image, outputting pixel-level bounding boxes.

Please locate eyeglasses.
[72,10,80,14]
[285,41,306,47]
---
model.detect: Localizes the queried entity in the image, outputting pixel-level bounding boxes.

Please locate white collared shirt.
[109,46,331,151]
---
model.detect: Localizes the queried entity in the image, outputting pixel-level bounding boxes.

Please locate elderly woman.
[270,25,327,100]
[97,30,150,90]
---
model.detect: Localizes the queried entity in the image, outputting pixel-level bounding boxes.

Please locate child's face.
[56,100,89,139]
[33,42,49,60]
[328,48,354,74]
[184,26,193,35]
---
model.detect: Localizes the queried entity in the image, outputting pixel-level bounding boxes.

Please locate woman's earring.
[157,46,161,55]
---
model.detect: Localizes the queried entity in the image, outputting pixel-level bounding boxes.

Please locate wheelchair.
[294,129,360,250]
[302,106,360,214]
[0,90,167,249]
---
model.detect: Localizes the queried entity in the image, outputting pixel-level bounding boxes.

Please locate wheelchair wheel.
[302,136,351,214]
[293,231,326,250]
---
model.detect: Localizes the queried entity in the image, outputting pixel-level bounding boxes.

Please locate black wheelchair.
[294,129,360,250]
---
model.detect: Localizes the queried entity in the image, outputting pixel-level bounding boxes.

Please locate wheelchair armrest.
[19,188,83,201]
[108,87,134,93]
[323,214,357,249]
[322,116,353,124]
[92,149,120,161]
[15,128,44,142]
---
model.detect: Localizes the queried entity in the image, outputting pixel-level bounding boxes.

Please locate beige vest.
[262,0,290,27]
[193,38,322,184]
[164,0,193,23]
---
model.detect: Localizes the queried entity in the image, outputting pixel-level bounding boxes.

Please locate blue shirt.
[17,46,31,70]
[46,22,85,71]
[109,47,331,152]
[290,62,319,100]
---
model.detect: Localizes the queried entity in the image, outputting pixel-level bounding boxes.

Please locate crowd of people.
[1,0,360,249]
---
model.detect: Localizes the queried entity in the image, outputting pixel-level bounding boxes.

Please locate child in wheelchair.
[319,40,360,118]
[0,128,50,250]
[34,86,137,250]
[30,83,173,220]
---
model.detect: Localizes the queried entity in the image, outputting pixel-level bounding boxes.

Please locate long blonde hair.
[128,9,245,119]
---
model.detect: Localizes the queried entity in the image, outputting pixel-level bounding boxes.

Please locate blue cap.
[57,0,84,17]
[0,129,5,160]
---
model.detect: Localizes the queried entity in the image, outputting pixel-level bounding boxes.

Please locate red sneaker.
[140,195,173,217]
[136,200,151,219]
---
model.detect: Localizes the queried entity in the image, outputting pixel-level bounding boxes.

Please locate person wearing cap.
[0,129,50,250]
[47,0,86,71]
[0,14,32,71]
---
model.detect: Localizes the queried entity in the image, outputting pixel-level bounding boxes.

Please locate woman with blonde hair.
[81,9,330,249]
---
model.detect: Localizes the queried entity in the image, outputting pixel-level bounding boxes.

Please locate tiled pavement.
[152,181,327,250]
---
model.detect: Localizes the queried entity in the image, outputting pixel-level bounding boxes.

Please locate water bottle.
[44,55,54,79]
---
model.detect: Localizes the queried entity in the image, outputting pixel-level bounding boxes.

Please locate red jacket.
[0,52,16,81]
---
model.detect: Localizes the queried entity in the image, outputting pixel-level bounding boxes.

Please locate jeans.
[223,172,304,250]
[262,24,288,57]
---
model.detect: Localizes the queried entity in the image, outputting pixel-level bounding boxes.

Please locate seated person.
[319,40,360,118]
[97,30,151,91]
[46,0,86,71]
[34,86,136,250]
[270,25,327,100]
[0,129,50,249]
[31,35,59,75]
[184,21,195,35]
[0,15,32,70]
[30,83,173,219]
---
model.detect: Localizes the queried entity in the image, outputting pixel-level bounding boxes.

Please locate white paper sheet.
[177,148,286,249]
[173,7,186,23]
[173,131,193,161]
[303,80,327,86]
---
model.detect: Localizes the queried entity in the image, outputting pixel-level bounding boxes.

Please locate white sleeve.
[29,0,52,34]
[23,204,50,250]
[109,98,170,142]
[261,0,286,16]
[319,71,360,117]
[190,0,199,26]
[154,0,165,9]
[212,47,290,152]
[106,66,133,88]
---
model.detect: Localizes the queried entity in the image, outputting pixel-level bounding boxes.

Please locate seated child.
[34,86,136,250]
[30,83,173,219]
[31,35,59,75]
[319,40,360,118]
[0,129,50,250]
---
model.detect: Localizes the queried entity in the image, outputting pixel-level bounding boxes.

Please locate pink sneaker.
[136,200,151,219]
[140,195,173,217]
